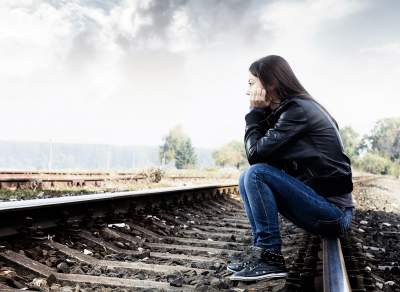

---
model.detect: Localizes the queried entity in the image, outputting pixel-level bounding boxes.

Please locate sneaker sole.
[230,272,288,282]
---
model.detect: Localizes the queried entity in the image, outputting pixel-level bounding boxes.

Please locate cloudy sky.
[0,0,399,148]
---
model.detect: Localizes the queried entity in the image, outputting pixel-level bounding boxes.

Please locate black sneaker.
[230,248,288,281]
[227,262,246,273]
[226,246,257,273]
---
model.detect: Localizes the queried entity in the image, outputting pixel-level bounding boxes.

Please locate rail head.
[323,238,352,292]
[0,183,238,212]
[0,183,239,238]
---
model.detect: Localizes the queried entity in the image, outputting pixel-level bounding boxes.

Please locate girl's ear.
[265,85,274,95]
[267,84,275,91]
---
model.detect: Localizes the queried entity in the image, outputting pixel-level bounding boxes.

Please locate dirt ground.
[354,175,400,213]
[352,175,400,291]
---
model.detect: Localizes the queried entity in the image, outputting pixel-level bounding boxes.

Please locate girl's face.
[246,72,264,96]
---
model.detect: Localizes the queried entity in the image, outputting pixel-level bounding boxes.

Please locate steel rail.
[0,183,236,212]
[323,238,352,292]
[0,183,238,237]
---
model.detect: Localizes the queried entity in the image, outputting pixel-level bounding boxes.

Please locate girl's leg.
[243,163,352,249]
[227,170,266,274]
[230,163,352,281]
[242,166,282,250]
[238,170,258,245]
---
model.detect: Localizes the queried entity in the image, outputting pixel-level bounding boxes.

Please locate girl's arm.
[244,102,308,165]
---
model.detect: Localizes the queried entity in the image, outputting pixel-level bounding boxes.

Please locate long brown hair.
[249,55,311,100]
[249,55,340,125]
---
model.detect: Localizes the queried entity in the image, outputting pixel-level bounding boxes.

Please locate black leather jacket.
[244,95,353,197]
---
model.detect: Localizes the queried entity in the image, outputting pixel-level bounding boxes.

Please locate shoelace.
[261,250,285,264]
[246,261,259,271]
[231,247,258,267]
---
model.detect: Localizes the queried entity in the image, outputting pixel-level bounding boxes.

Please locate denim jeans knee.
[239,170,247,187]
[245,163,280,181]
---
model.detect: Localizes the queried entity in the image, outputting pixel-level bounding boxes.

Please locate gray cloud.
[48,0,273,53]
[134,0,189,43]
[67,14,102,67]
[135,0,272,47]
[2,0,398,146]
[45,0,123,12]
[314,0,400,55]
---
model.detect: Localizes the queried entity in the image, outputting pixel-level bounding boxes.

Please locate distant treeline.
[3,116,398,174]
[0,141,214,170]
[341,117,400,177]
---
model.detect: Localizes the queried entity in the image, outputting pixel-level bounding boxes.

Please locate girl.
[228,55,354,281]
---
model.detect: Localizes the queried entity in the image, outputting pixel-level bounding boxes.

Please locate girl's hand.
[249,87,271,109]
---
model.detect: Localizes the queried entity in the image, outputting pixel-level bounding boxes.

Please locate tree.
[367,117,400,161]
[392,131,400,161]
[175,139,197,169]
[159,126,183,165]
[159,125,197,169]
[213,140,247,169]
[353,152,392,175]
[339,126,361,158]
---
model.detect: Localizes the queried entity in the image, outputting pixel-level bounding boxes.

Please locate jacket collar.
[271,95,296,113]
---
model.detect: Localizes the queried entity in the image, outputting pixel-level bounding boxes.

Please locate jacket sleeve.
[244,102,308,165]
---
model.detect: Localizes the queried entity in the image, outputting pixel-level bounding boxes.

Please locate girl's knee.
[239,169,247,186]
[245,163,267,180]
[245,163,279,180]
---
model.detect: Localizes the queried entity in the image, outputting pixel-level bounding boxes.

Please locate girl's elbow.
[246,149,263,165]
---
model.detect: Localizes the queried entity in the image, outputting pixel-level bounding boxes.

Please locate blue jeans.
[239,163,353,250]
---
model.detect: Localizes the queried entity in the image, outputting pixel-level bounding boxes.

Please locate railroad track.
[0,178,378,291]
[0,170,224,190]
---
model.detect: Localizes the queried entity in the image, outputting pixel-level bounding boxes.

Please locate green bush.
[139,167,165,183]
[388,161,400,178]
[353,152,400,177]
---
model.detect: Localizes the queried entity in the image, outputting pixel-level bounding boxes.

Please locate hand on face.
[247,73,271,109]
[249,87,271,109]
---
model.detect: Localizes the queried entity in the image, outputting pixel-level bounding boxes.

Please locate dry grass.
[0,168,240,201]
